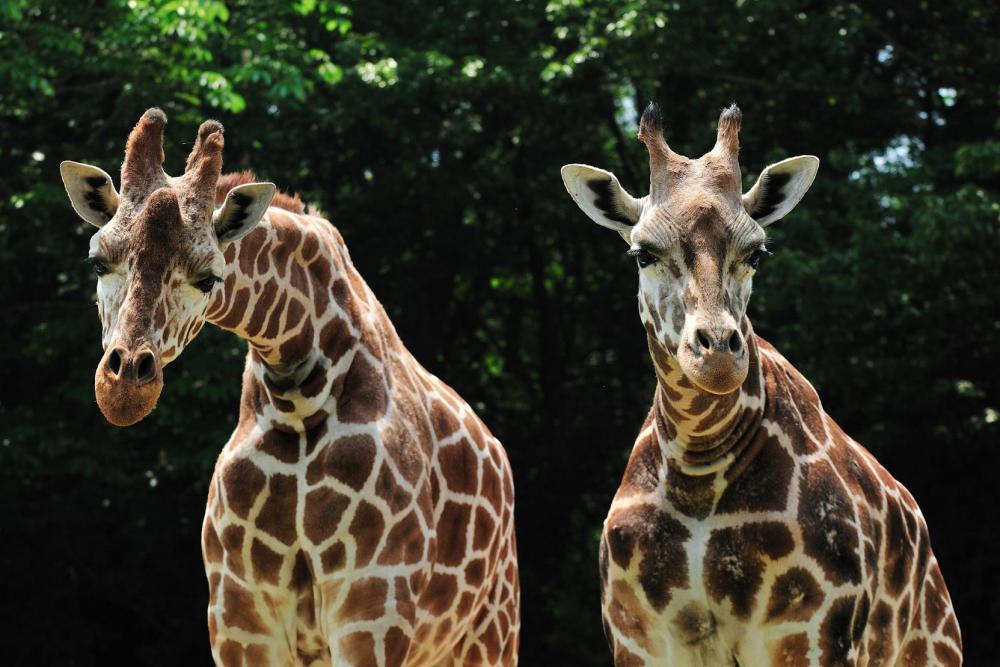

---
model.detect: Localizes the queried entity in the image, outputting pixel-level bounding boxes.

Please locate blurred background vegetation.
[1,0,997,664]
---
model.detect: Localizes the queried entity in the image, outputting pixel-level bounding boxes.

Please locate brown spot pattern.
[348,500,385,567]
[306,434,376,489]
[438,440,477,493]
[336,354,388,423]
[302,486,350,544]
[705,522,794,619]
[716,434,794,514]
[772,632,810,666]
[222,580,268,634]
[256,474,298,546]
[339,577,388,623]
[608,504,691,611]
[221,458,266,520]
[819,596,855,666]
[765,567,825,624]
[250,539,284,585]
[798,459,862,586]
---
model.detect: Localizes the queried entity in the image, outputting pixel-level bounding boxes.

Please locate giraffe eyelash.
[746,243,771,270]
[86,255,111,276]
[194,274,223,293]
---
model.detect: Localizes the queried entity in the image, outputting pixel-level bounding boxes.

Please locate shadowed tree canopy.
[0,0,997,663]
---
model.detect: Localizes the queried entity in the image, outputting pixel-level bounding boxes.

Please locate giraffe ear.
[561,164,643,242]
[742,156,819,226]
[60,161,120,227]
[213,182,276,244]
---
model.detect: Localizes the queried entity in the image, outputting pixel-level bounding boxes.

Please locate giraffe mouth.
[94,343,164,426]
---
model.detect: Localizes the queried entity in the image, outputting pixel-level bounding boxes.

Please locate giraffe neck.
[649,317,765,476]
[205,209,400,425]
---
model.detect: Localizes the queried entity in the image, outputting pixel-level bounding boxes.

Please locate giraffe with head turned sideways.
[560,103,961,666]
[60,108,519,667]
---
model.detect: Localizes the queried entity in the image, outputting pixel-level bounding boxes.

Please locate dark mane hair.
[215,170,307,214]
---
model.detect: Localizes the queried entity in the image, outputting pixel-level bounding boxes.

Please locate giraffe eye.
[746,245,771,270]
[195,275,221,293]
[630,248,657,269]
[88,257,109,277]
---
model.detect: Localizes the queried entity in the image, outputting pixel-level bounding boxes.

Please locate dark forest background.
[1,0,998,664]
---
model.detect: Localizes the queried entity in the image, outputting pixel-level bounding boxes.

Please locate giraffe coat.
[562,103,961,666]
[62,111,520,667]
[599,333,961,666]
[201,202,520,666]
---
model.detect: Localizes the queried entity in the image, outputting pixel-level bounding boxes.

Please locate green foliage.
[1,0,998,663]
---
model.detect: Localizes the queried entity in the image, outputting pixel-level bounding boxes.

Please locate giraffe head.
[562,103,818,395]
[61,108,276,426]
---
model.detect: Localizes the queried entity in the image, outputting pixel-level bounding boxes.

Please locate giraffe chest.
[601,443,880,666]
[207,414,436,564]
[203,392,516,665]
[204,418,431,622]
[603,506,858,667]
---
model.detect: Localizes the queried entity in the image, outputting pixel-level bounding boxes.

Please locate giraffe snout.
[693,324,743,355]
[95,343,163,426]
[678,317,749,395]
[104,346,159,384]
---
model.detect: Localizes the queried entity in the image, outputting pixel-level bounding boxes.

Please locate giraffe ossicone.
[62,108,520,666]
[561,102,961,666]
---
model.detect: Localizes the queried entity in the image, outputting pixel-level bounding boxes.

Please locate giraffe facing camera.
[561,103,962,666]
[62,108,520,666]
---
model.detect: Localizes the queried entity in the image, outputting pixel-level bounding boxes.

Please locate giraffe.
[60,108,519,667]
[560,103,962,666]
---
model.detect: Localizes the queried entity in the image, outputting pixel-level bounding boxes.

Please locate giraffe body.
[600,335,960,666]
[561,103,960,666]
[61,111,519,667]
[203,205,520,667]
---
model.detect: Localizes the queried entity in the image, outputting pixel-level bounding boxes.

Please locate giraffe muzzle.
[678,323,749,395]
[94,343,163,426]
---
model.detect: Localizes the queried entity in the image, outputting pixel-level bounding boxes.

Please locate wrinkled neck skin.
[648,317,766,478]
[205,210,397,427]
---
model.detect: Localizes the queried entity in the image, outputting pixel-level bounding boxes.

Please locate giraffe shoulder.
[618,412,662,495]
[603,501,691,612]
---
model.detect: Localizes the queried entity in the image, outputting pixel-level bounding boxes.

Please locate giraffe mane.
[215,170,311,215]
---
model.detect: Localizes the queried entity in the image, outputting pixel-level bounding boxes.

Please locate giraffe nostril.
[696,329,712,352]
[108,349,123,376]
[728,330,742,353]
[136,351,157,382]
